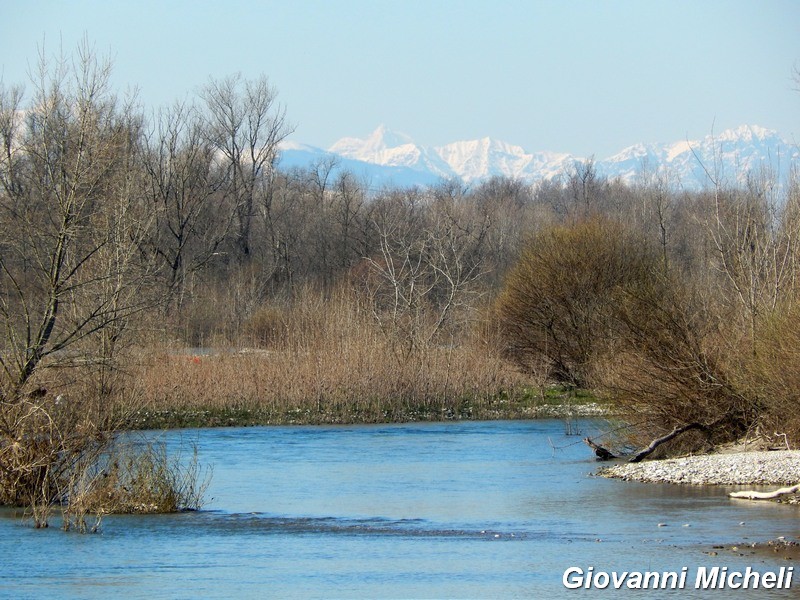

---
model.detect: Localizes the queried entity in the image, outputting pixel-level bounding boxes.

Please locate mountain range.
[278,124,799,191]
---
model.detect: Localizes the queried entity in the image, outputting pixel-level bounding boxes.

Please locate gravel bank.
[598,450,800,486]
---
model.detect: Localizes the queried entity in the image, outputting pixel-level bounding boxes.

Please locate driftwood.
[729,485,800,500]
[629,423,705,463]
[583,437,615,460]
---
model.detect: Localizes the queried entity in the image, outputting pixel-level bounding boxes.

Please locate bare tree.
[0,44,157,396]
[141,101,232,307]
[331,171,367,273]
[0,43,158,510]
[363,190,486,362]
[635,159,675,272]
[201,74,292,262]
[699,159,795,352]
[568,157,603,217]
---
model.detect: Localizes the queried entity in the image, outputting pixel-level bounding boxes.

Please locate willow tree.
[494,217,659,387]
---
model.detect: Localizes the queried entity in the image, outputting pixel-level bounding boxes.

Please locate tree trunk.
[629,423,705,462]
[729,485,799,500]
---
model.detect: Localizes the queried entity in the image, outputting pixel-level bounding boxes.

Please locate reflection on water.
[1,420,798,598]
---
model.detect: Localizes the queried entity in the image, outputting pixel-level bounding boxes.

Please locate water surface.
[1,420,797,598]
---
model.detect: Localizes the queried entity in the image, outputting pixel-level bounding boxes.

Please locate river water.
[1,420,798,598]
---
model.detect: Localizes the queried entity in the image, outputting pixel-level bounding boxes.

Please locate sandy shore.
[598,450,800,486]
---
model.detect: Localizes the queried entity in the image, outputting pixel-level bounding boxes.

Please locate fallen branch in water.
[583,437,615,460]
[729,484,800,500]
[629,423,705,463]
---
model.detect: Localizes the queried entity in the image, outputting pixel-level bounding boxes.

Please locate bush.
[743,302,800,443]
[599,277,758,453]
[0,369,211,531]
[62,440,210,532]
[494,217,659,387]
[494,216,766,456]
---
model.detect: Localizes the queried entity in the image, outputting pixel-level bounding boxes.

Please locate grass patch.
[61,440,211,533]
[125,383,608,429]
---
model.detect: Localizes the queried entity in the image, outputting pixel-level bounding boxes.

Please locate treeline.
[2,44,800,465]
[496,169,800,453]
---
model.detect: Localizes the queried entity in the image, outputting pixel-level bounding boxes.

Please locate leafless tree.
[201,74,292,262]
[141,101,232,307]
[635,159,675,272]
[695,141,796,351]
[0,44,157,397]
[364,190,487,362]
[568,157,602,217]
[0,43,159,511]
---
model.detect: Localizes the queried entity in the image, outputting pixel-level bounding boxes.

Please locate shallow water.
[1,420,798,598]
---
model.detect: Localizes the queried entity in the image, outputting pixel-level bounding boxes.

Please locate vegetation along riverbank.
[1,43,799,528]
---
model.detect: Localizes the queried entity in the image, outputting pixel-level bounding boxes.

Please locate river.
[1,420,797,598]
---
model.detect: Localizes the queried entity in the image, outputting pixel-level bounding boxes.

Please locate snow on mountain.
[436,138,575,183]
[329,124,414,157]
[324,126,579,184]
[278,125,798,191]
[601,125,799,189]
[436,137,525,180]
[278,139,443,189]
[329,124,455,179]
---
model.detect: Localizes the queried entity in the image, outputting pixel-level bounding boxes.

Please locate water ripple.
[183,511,572,541]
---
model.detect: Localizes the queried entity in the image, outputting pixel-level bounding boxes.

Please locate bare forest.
[2,47,800,522]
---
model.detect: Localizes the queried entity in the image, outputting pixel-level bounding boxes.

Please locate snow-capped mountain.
[279,124,798,191]
[598,125,798,189]
[329,124,454,178]
[278,139,444,188]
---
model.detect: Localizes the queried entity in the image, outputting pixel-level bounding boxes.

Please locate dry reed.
[124,288,533,427]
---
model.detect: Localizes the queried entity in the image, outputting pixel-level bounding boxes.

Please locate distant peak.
[312,123,796,190]
[716,124,777,142]
[329,125,416,156]
[366,124,415,149]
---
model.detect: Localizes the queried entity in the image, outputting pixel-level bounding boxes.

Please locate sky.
[1,0,798,158]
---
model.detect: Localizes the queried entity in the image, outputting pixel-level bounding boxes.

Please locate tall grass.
[127,287,532,426]
[0,355,211,530]
[62,440,211,532]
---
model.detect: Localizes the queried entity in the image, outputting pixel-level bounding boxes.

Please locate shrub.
[0,366,211,530]
[494,217,659,387]
[62,440,210,532]
[494,216,767,455]
[743,302,800,444]
[599,278,758,453]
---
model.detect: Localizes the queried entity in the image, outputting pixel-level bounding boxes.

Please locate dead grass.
[62,440,210,532]
[0,353,211,529]
[129,342,529,426]
[121,288,534,427]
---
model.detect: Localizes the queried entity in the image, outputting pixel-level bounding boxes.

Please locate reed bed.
[123,290,539,428]
[130,343,534,428]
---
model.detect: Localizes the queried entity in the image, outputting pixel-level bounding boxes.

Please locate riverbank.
[599,449,800,487]
[707,538,800,561]
[126,393,609,429]
[601,447,800,558]
[107,347,611,428]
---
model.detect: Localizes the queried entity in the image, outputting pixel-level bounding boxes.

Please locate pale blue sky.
[1,0,798,157]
